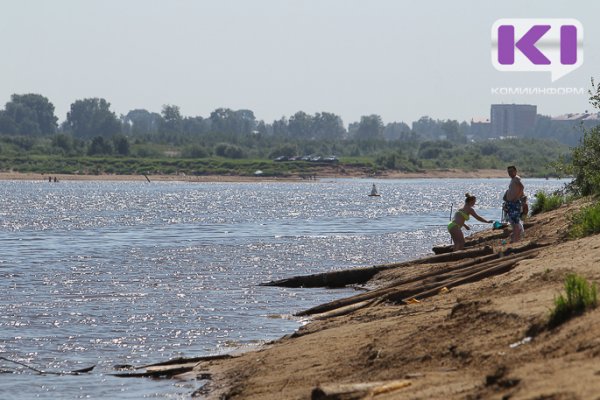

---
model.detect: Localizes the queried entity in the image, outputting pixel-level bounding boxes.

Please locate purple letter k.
[498,25,551,65]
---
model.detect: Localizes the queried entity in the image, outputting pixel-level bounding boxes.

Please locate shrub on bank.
[530,191,570,216]
[569,201,600,239]
[549,273,598,328]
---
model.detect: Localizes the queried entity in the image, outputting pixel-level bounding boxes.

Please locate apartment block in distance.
[490,104,537,138]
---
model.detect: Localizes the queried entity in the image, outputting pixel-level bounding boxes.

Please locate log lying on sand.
[295,252,499,316]
[110,354,234,379]
[113,354,234,371]
[311,379,412,400]
[262,246,494,288]
[297,243,546,318]
[383,250,540,304]
[110,364,210,379]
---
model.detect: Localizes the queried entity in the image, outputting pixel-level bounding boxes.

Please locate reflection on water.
[0,178,567,398]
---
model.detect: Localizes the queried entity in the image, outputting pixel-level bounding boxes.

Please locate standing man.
[504,165,525,242]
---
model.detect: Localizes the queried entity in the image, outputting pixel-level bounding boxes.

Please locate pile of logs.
[263,240,547,320]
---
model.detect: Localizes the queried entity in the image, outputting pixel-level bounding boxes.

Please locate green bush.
[569,201,600,239]
[530,191,568,216]
[549,273,597,328]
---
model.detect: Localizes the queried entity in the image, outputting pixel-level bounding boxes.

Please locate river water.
[0,177,567,399]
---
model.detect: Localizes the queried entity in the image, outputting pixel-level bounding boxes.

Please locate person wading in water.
[447,193,493,251]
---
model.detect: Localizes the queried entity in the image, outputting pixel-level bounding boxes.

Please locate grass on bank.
[530,191,572,216]
[0,155,369,177]
[549,273,598,328]
[569,201,600,239]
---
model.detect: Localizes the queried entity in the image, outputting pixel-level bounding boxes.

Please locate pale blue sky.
[1,0,598,125]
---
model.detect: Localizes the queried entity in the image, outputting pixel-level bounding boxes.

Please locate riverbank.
[138,198,600,399]
[0,168,509,182]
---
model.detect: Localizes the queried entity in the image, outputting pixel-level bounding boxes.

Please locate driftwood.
[295,253,498,316]
[384,250,540,304]
[114,354,234,371]
[311,379,412,400]
[110,354,236,379]
[311,299,378,320]
[0,356,95,375]
[263,246,494,288]
[111,365,211,379]
[297,243,546,317]
[136,354,233,370]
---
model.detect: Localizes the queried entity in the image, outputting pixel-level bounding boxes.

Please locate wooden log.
[384,252,539,304]
[296,244,545,317]
[295,254,495,316]
[263,246,494,288]
[297,251,499,316]
[382,252,499,290]
[134,354,233,370]
[311,299,377,320]
[261,265,393,288]
[311,380,411,400]
[110,365,211,379]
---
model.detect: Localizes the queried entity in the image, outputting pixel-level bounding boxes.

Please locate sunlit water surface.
[0,178,567,399]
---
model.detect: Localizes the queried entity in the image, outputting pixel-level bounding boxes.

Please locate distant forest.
[0,93,585,177]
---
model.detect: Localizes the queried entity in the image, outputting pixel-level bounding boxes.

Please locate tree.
[312,112,346,140]
[182,116,207,136]
[383,122,412,141]
[355,115,384,140]
[441,120,465,143]
[255,120,268,136]
[123,109,162,136]
[566,78,600,196]
[209,108,257,136]
[88,136,113,155]
[0,93,58,135]
[66,98,121,139]
[412,116,444,140]
[52,133,74,153]
[234,109,256,135]
[288,111,314,139]
[112,134,130,156]
[160,104,183,134]
[214,142,245,158]
[272,117,289,137]
[210,108,235,134]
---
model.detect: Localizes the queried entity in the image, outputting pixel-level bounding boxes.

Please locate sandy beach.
[0,168,509,183]
[124,198,600,399]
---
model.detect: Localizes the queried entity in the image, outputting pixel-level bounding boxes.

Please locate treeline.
[0,93,571,176]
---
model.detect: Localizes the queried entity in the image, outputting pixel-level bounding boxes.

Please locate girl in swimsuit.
[448,193,493,251]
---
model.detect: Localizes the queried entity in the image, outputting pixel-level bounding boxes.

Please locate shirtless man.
[504,165,525,242]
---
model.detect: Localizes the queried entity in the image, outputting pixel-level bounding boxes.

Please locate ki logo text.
[492,18,583,82]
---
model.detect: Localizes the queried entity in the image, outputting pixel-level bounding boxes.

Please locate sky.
[1,0,599,126]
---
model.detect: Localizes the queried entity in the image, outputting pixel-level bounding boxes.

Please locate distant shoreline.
[0,169,513,183]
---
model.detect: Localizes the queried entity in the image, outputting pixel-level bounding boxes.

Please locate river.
[0,177,567,399]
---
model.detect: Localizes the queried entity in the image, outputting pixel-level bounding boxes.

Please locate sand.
[176,198,600,399]
[0,168,509,183]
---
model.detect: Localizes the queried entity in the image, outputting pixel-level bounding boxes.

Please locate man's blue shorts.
[505,200,522,224]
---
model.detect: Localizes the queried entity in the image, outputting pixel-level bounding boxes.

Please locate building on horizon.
[470,116,491,139]
[490,104,537,138]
